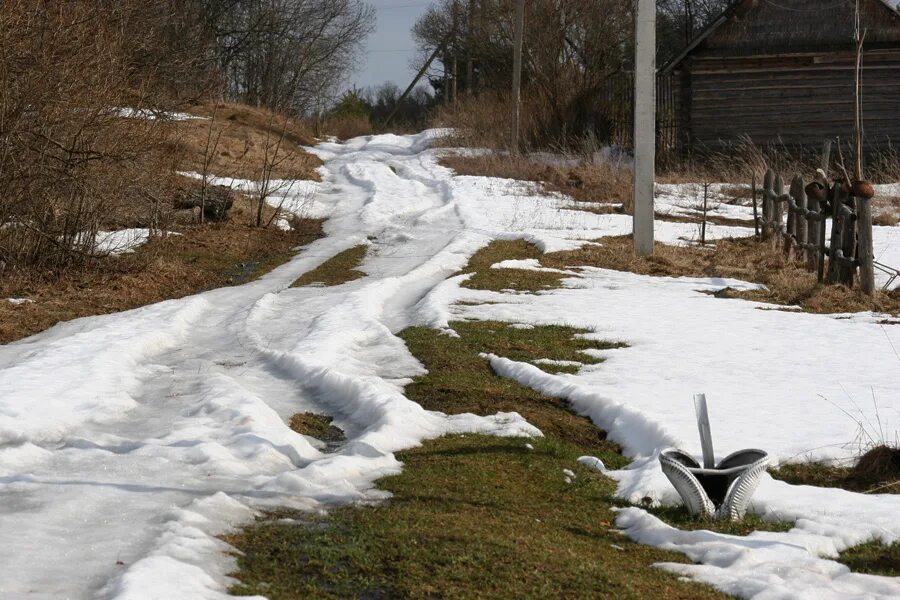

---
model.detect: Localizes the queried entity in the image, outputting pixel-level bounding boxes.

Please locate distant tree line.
[412,0,731,100]
[410,0,730,146]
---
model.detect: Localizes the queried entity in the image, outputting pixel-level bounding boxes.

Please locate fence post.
[817,185,829,283]
[795,177,807,263]
[763,169,774,225]
[821,140,833,176]
[785,176,801,260]
[771,174,784,249]
[805,181,822,273]
[857,188,876,296]
[841,204,858,287]
[752,172,760,240]
[827,184,847,284]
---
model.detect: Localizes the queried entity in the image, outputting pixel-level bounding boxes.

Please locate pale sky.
[350,0,434,91]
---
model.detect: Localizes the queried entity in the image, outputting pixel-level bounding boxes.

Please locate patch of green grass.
[839,540,900,576]
[461,240,569,292]
[535,362,581,375]
[226,321,734,599]
[644,505,793,536]
[291,244,368,287]
[223,240,783,599]
[401,322,626,449]
[289,412,346,444]
[771,462,900,495]
[227,433,729,599]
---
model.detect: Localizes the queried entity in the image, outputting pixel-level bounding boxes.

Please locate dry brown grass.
[289,412,346,444]
[854,445,900,485]
[719,184,754,200]
[873,196,900,227]
[441,153,633,211]
[170,103,322,181]
[0,197,323,344]
[432,92,532,150]
[653,211,757,228]
[321,114,373,141]
[773,445,900,495]
[541,235,900,315]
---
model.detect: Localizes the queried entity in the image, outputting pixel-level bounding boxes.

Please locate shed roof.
[662,0,900,73]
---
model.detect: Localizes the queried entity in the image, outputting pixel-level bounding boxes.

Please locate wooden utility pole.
[452,55,458,104]
[852,1,876,296]
[466,0,475,95]
[452,0,460,104]
[633,0,656,256]
[510,0,525,155]
[444,50,451,105]
[385,35,451,126]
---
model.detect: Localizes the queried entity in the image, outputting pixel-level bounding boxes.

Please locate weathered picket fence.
[753,168,877,295]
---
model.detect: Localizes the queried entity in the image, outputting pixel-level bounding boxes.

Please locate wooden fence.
[596,72,678,157]
[755,167,877,293]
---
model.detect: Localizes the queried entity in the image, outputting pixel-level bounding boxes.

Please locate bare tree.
[198,0,375,115]
[413,0,632,146]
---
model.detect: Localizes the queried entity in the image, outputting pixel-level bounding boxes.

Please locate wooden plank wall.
[686,52,900,150]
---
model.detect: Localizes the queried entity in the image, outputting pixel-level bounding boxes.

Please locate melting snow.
[1,130,898,598]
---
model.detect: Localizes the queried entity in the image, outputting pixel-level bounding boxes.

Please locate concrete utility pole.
[510,0,525,155]
[633,0,656,257]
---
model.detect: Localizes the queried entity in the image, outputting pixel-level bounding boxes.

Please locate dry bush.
[432,90,593,152]
[171,103,321,180]
[853,445,900,484]
[542,235,900,315]
[869,145,900,184]
[662,136,900,186]
[322,114,374,140]
[432,92,533,150]
[874,211,900,228]
[0,1,203,273]
[441,153,633,211]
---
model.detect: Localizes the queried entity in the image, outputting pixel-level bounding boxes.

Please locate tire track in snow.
[0,131,539,600]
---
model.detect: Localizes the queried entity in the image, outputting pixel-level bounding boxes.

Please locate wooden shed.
[662,0,900,155]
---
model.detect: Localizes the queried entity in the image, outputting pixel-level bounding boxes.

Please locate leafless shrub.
[323,115,374,140]
[854,445,900,484]
[0,1,204,272]
[208,0,375,114]
[869,143,900,184]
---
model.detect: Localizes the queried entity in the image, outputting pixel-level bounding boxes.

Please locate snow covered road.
[0,132,547,599]
[1,131,899,599]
